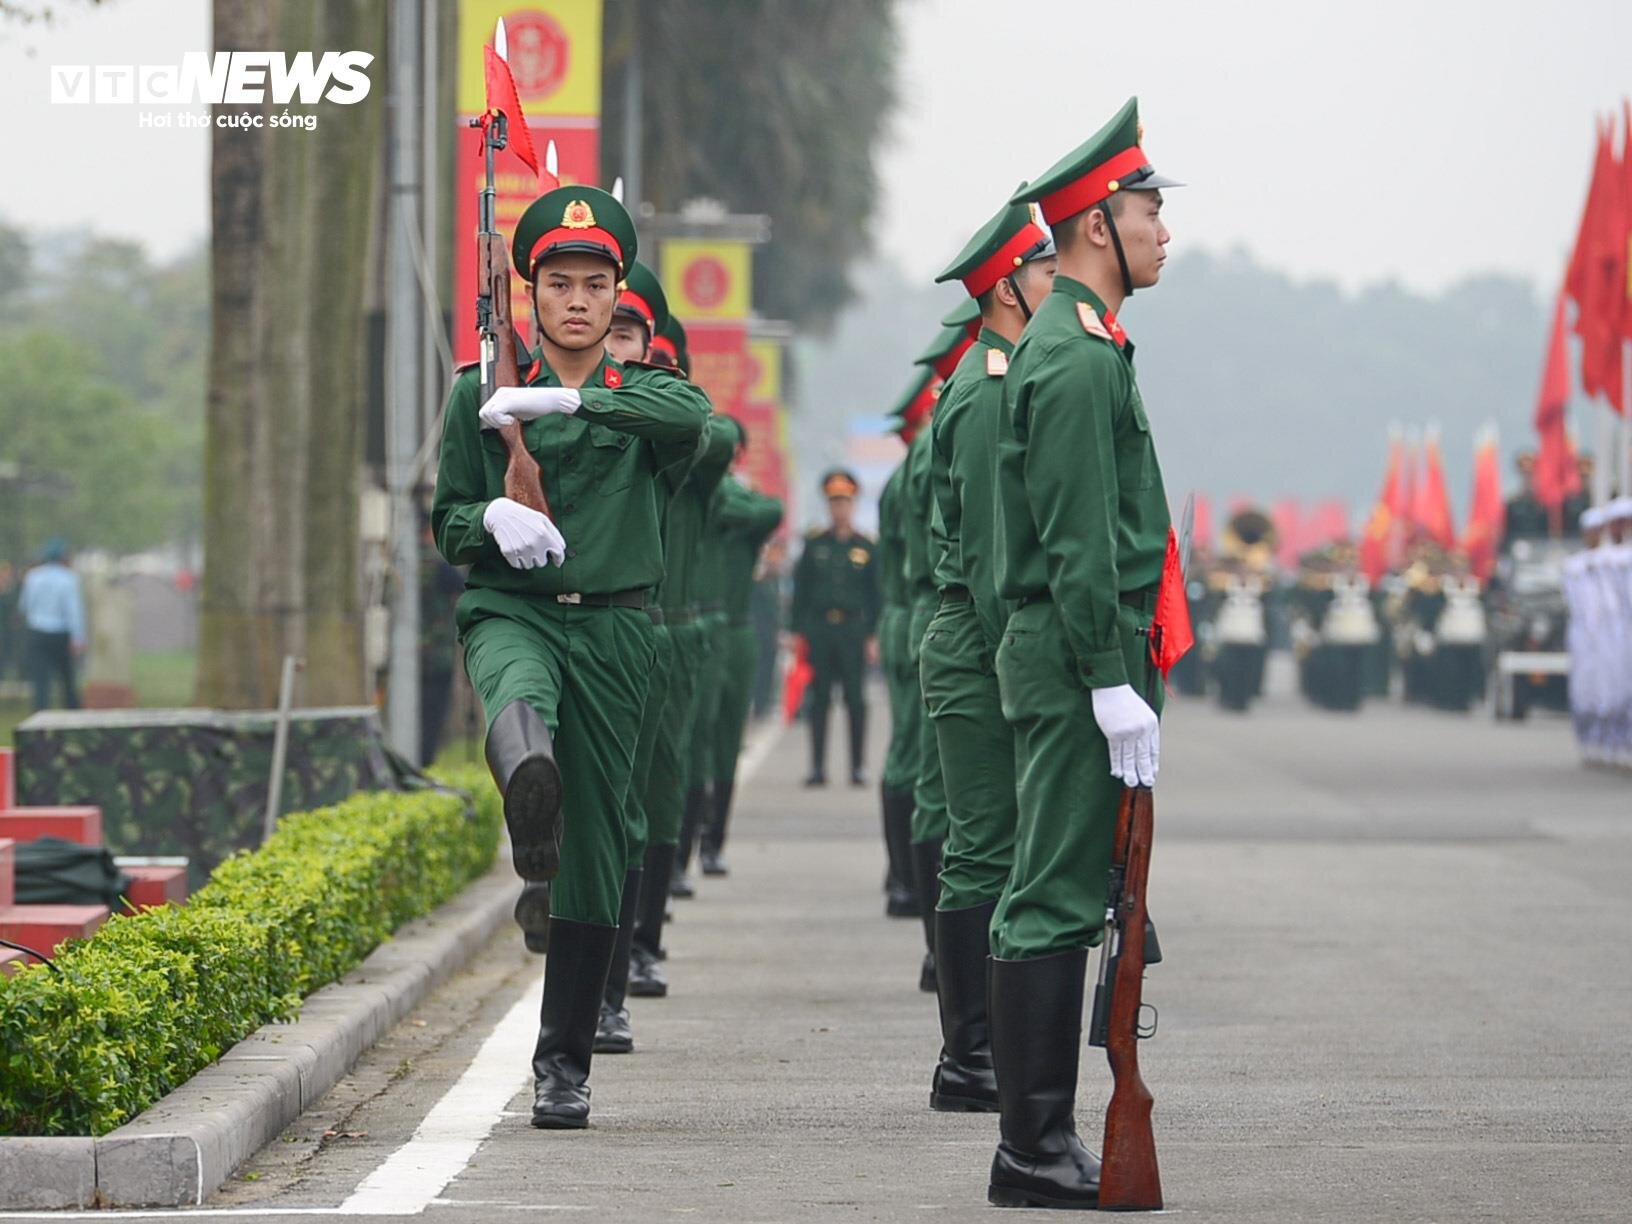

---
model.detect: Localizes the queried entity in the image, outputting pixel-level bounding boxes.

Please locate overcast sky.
[2,0,1630,296]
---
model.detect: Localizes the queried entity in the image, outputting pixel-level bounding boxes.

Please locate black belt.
[645,607,665,626]
[663,608,695,626]
[552,588,647,609]
[939,585,972,603]
[1018,586,1158,612]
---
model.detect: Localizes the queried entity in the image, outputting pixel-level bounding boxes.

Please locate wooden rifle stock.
[1097,783,1162,1210]
[477,230,550,517]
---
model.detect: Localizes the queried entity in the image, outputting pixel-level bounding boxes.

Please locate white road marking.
[735,718,783,786]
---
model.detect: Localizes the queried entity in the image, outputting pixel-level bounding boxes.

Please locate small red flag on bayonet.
[483,21,539,178]
[1150,527,1194,680]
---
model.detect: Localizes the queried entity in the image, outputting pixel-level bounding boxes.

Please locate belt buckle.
[826,609,844,625]
[556,592,583,605]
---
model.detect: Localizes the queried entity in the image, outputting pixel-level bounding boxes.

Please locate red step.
[0,838,13,909]
[0,903,109,951]
[117,864,189,914]
[0,806,103,846]
[0,748,13,809]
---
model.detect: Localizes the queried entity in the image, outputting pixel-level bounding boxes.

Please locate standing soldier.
[790,470,881,787]
[987,98,1181,1207]
[432,185,708,1129]
[921,193,1056,1111]
[697,431,785,875]
[876,373,937,918]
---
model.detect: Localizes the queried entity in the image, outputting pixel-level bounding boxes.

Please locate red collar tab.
[1102,309,1128,348]
[961,221,1050,298]
[526,354,543,381]
[1039,146,1150,224]
[603,363,623,388]
[529,227,625,274]
[616,290,655,329]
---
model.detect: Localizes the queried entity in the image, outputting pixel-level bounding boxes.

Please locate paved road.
[64,668,1632,1220]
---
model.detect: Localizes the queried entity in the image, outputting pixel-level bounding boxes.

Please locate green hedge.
[0,766,500,1137]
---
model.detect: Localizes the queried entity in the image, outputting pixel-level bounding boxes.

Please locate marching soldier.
[790,469,882,786]
[987,98,1181,1207]
[920,192,1056,1110]
[432,185,709,1129]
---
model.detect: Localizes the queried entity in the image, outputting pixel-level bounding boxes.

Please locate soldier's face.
[828,495,854,530]
[1119,190,1170,290]
[606,315,650,363]
[532,253,617,351]
[1015,256,1058,309]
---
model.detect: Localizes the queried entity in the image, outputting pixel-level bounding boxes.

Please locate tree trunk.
[197,0,387,708]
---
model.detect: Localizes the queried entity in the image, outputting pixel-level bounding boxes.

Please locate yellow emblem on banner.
[562,199,596,228]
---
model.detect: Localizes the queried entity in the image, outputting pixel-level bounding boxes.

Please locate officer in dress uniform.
[432,185,709,1129]
[920,191,1057,1111]
[790,469,882,786]
[987,98,1181,1208]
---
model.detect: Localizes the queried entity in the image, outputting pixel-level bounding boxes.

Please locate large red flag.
[1566,116,1628,414]
[1358,436,1403,582]
[1150,527,1195,681]
[1190,494,1214,556]
[1414,433,1456,550]
[483,42,540,178]
[782,636,814,725]
[1395,440,1418,555]
[1534,289,1584,509]
[1462,429,1505,581]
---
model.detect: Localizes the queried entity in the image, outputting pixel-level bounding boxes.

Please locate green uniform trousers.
[991,597,1162,960]
[687,613,727,788]
[879,604,920,791]
[710,623,758,783]
[620,620,673,870]
[803,617,867,749]
[908,593,949,844]
[457,590,655,927]
[644,619,703,848]
[920,596,1016,911]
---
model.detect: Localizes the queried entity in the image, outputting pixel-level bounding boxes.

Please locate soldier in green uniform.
[790,470,881,786]
[920,194,1057,1112]
[986,99,1181,1207]
[876,372,937,918]
[432,185,709,1129]
[697,434,785,875]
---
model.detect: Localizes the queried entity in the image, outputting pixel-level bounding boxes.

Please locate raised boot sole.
[987,1182,1098,1210]
[505,755,563,882]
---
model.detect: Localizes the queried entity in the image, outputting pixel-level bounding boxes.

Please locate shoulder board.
[621,358,688,379]
[453,358,480,376]
[985,348,1009,377]
[1076,301,1113,342]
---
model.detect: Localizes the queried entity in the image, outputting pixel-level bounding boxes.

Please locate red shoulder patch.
[604,365,623,388]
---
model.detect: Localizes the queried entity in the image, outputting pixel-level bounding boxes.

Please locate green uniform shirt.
[877,463,909,610]
[930,326,1013,647]
[657,412,735,614]
[710,476,785,621]
[791,528,882,637]
[993,276,1169,690]
[433,354,709,597]
[900,426,938,598]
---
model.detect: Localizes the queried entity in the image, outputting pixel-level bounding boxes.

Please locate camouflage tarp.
[14,707,402,886]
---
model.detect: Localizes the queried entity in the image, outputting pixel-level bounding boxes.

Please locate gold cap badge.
[562,200,597,229]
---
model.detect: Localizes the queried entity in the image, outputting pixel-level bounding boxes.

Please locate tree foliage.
[601,0,900,332]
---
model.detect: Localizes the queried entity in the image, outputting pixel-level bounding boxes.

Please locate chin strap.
[1098,200,1135,298]
[1005,273,1034,323]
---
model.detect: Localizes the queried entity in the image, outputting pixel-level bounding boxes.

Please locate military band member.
[432,185,708,1129]
[987,98,1181,1207]
[920,193,1056,1110]
[790,470,882,786]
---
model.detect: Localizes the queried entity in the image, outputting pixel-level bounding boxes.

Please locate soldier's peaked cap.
[512,185,637,279]
[1013,97,1183,225]
[821,468,860,498]
[936,186,1055,298]
[614,260,669,335]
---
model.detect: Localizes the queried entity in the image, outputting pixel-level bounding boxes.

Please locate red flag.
[1190,494,1214,556]
[782,636,814,725]
[1150,528,1195,680]
[483,43,540,178]
[1358,437,1403,583]
[1565,116,1628,414]
[1534,289,1584,509]
[1413,433,1456,550]
[1462,430,1506,581]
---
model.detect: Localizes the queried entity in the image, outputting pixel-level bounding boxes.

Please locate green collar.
[1050,275,1132,356]
[525,349,623,388]
[977,326,1015,357]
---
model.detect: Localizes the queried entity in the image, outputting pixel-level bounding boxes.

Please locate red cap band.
[1038,146,1150,224]
[617,290,655,329]
[931,332,975,379]
[529,226,625,273]
[649,334,678,360]
[961,222,1049,298]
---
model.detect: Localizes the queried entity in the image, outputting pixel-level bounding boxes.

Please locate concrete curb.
[0,867,520,1209]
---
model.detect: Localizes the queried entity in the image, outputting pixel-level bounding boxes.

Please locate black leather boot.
[700,777,733,876]
[671,786,707,897]
[593,869,642,1055]
[514,882,551,954]
[804,703,828,786]
[848,703,868,786]
[931,900,999,1112]
[911,837,942,993]
[882,785,919,918]
[631,843,673,996]
[532,917,619,1129]
[484,700,563,882]
[986,947,1102,1208]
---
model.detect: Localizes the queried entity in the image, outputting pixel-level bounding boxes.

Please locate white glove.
[478,386,582,430]
[482,497,567,569]
[1091,683,1160,788]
